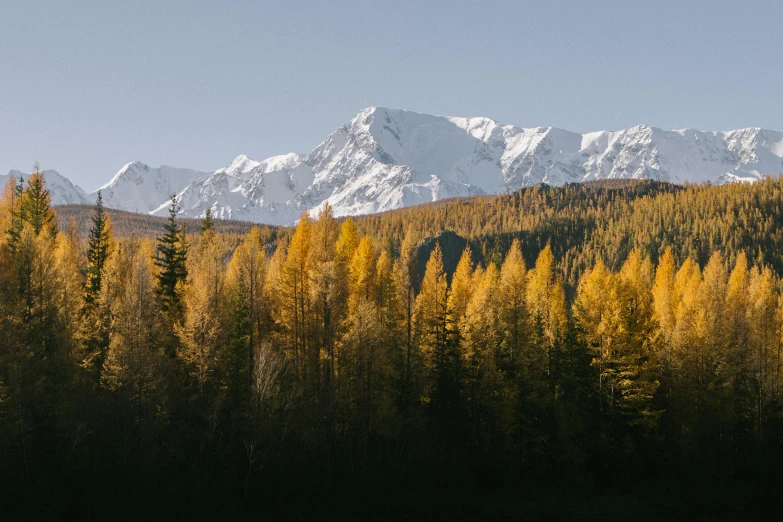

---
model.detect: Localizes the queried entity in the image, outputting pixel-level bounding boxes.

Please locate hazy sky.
[2,0,782,190]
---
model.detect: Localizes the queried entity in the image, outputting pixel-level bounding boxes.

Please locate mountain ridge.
[6,107,783,225]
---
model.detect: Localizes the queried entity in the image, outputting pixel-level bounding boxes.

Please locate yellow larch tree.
[414,244,449,406]
[447,246,474,345]
[499,239,527,370]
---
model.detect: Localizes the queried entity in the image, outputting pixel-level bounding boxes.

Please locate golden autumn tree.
[652,247,677,374]
[460,262,515,446]
[526,245,568,392]
[747,265,780,436]
[499,239,527,370]
[340,237,381,426]
[175,220,227,391]
[102,239,166,413]
[307,203,343,412]
[393,226,418,407]
[447,246,474,345]
[278,212,312,379]
[415,244,449,407]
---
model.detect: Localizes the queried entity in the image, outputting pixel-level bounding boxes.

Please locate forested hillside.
[55,203,262,238]
[2,171,783,518]
[356,177,783,290]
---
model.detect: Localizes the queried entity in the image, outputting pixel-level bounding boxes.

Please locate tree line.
[2,169,783,517]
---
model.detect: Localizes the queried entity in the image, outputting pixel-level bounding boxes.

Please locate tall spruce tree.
[19,166,57,237]
[4,175,24,251]
[201,208,214,234]
[84,191,112,305]
[154,195,188,313]
[78,191,114,378]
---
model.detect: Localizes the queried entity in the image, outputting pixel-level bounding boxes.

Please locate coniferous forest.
[4,169,783,518]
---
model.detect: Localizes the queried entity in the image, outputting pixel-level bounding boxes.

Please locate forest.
[2,169,783,518]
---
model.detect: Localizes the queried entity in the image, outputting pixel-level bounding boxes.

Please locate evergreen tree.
[201,207,214,234]
[83,191,113,306]
[2,175,24,250]
[154,195,188,313]
[19,166,57,237]
[77,195,116,379]
[224,268,252,410]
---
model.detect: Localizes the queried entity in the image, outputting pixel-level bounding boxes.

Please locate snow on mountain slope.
[1,169,89,205]
[10,108,783,225]
[167,107,783,225]
[151,153,312,224]
[94,161,210,214]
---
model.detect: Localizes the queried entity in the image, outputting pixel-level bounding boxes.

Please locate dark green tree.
[19,166,57,236]
[5,175,24,251]
[200,207,214,234]
[154,195,188,313]
[78,191,114,380]
[224,270,252,411]
[84,191,112,305]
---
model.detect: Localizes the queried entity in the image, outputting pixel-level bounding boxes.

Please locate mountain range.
[5,107,783,225]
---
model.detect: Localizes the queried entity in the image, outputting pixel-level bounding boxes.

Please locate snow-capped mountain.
[10,108,783,225]
[1,169,89,205]
[160,107,783,225]
[93,161,210,214]
[150,153,312,224]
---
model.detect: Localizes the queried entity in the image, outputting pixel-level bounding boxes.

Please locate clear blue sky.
[2,0,781,191]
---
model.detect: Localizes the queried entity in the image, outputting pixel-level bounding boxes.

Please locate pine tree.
[154,195,188,313]
[1,175,24,250]
[19,165,57,237]
[77,196,115,382]
[201,207,214,234]
[83,191,113,306]
[224,269,252,410]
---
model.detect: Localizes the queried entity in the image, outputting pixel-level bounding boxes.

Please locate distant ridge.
[9,108,783,225]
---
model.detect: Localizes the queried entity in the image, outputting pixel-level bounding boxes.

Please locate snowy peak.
[94,162,211,214]
[8,108,783,226]
[1,169,89,205]
[166,108,783,225]
[218,154,261,176]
